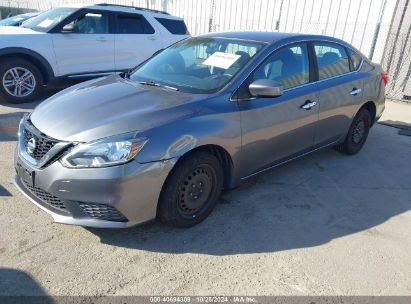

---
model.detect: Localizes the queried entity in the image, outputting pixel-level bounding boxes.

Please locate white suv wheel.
[2,67,37,98]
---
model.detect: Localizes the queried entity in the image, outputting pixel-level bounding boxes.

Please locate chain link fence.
[383,32,411,101]
[0,0,410,101]
[380,0,411,101]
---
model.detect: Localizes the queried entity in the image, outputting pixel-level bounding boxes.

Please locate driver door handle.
[300,100,317,110]
[96,37,108,42]
[350,88,362,96]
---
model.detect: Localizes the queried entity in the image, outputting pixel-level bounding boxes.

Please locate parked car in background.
[0,12,38,27]
[13,32,386,229]
[0,3,189,103]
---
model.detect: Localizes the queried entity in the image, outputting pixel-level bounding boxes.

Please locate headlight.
[61,134,148,168]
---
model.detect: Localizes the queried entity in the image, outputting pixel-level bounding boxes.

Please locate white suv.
[0,3,189,103]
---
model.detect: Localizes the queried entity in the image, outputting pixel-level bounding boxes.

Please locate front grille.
[78,203,128,222]
[22,179,67,211]
[23,121,59,161]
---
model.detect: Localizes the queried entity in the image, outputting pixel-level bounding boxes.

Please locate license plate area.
[16,161,35,187]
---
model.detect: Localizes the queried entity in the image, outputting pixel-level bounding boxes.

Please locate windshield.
[22,8,76,32]
[130,37,265,94]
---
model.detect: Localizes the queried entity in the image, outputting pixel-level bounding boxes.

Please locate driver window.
[253,44,310,90]
[65,12,109,34]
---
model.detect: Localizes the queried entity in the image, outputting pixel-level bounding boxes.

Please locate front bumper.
[14,152,176,228]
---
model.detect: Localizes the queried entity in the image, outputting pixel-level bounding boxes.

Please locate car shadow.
[88,125,411,255]
[378,120,411,137]
[379,119,411,129]
[0,184,12,197]
[0,268,52,302]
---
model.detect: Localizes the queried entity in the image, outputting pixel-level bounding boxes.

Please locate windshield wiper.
[138,81,179,91]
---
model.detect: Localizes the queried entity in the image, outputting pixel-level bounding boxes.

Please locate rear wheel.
[0,58,43,104]
[335,108,371,155]
[157,151,223,228]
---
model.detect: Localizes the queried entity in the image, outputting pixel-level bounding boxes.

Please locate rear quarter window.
[348,50,363,71]
[155,17,188,35]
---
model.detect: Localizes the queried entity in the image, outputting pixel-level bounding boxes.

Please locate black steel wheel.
[158,151,223,228]
[335,108,371,155]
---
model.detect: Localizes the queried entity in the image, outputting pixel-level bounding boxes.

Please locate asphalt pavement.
[0,95,410,296]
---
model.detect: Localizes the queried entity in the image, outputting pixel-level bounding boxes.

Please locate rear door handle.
[300,100,317,110]
[350,88,362,96]
[148,36,157,41]
[96,37,108,42]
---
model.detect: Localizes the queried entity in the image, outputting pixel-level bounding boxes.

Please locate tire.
[0,58,43,104]
[334,108,371,155]
[157,151,224,228]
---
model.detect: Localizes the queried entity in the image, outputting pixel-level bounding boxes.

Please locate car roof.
[59,3,183,20]
[199,31,352,47]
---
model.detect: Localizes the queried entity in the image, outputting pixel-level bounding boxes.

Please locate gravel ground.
[0,96,410,296]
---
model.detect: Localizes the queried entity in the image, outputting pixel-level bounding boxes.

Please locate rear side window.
[116,14,154,34]
[155,17,188,35]
[314,43,350,80]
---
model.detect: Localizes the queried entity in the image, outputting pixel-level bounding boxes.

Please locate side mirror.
[62,23,76,33]
[249,79,283,98]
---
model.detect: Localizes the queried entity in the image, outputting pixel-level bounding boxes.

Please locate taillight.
[381,71,388,86]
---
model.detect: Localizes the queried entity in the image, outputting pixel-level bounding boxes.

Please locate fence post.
[359,0,373,50]
[332,0,343,36]
[324,0,334,35]
[385,0,409,74]
[369,0,387,60]
[298,0,307,32]
[284,0,291,31]
[351,0,363,43]
[275,0,284,31]
[161,0,168,12]
[392,22,411,88]
[209,0,216,32]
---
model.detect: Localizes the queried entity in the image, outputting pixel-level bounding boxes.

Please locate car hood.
[30,76,206,142]
[0,26,42,35]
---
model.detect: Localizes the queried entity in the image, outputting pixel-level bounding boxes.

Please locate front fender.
[136,114,241,163]
[0,47,56,80]
[134,97,242,166]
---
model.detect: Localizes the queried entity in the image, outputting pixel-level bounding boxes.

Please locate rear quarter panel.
[361,62,386,121]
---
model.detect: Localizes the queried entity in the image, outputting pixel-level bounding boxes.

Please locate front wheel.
[157,151,224,228]
[0,58,43,104]
[335,108,371,155]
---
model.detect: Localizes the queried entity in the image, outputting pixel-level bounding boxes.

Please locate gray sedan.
[13,32,386,228]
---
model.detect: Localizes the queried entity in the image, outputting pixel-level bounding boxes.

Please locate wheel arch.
[167,144,235,190]
[359,101,377,126]
[0,47,55,83]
